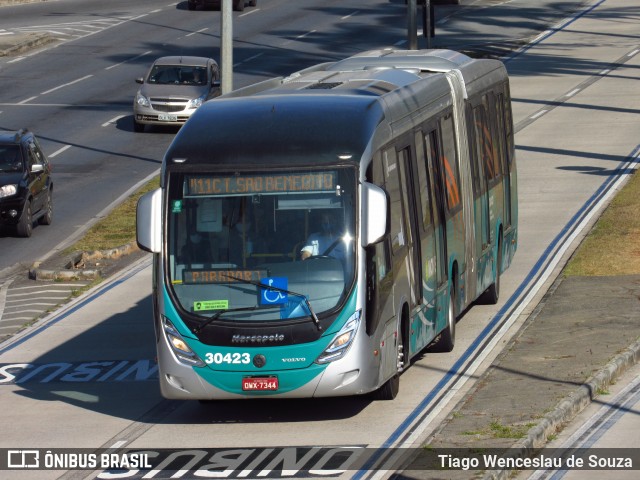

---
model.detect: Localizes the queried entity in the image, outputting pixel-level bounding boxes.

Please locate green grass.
[565,169,640,276]
[64,177,159,254]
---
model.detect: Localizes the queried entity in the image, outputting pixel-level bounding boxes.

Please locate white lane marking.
[186,28,208,37]
[565,88,581,98]
[102,115,126,127]
[49,145,72,158]
[240,9,260,18]
[106,50,152,70]
[18,96,38,104]
[234,52,264,67]
[530,109,548,120]
[41,75,93,95]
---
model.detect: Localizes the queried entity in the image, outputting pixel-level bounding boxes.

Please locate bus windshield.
[166,167,357,322]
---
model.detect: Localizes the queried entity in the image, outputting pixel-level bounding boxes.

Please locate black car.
[0,129,53,237]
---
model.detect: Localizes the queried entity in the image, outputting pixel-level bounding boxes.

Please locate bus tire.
[478,235,502,305]
[372,373,399,401]
[372,314,407,400]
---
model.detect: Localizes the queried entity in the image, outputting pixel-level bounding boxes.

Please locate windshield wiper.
[192,305,278,334]
[218,273,323,331]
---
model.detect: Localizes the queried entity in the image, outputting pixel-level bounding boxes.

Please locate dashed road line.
[49,144,72,158]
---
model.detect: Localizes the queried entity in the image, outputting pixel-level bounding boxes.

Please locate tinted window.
[0,146,23,173]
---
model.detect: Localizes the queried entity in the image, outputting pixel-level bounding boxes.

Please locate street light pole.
[425,0,432,49]
[408,0,418,50]
[220,0,233,94]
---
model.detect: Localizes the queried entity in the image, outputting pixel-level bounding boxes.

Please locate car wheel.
[17,200,33,238]
[39,188,53,226]
[249,0,257,6]
[234,0,245,11]
[188,1,196,10]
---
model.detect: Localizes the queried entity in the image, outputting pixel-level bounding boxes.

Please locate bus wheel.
[372,317,406,400]
[478,237,502,305]
[372,373,399,401]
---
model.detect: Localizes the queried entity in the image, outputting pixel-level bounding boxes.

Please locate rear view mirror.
[137,188,162,253]
[361,182,388,246]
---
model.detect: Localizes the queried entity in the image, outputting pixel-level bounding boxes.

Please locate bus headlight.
[162,316,205,367]
[315,310,361,364]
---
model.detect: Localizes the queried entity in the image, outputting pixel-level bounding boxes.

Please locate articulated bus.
[136,49,517,400]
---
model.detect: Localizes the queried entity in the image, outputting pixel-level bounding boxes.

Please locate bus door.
[397,146,423,311]
[495,90,512,228]
[412,131,438,346]
[424,129,448,333]
[471,103,493,291]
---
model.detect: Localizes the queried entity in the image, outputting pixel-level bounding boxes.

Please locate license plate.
[242,376,278,391]
[158,113,177,122]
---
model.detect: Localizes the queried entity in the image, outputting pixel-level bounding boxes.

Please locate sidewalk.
[396,275,640,480]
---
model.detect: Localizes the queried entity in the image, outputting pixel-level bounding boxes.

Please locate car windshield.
[166,168,357,322]
[147,65,207,86]
[0,146,23,173]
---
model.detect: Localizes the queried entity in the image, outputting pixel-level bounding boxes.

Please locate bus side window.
[472,104,491,190]
[475,97,499,182]
[414,132,433,231]
[439,114,461,212]
[383,148,407,254]
[372,151,391,281]
[484,93,502,180]
[503,84,515,169]
[425,130,447,287]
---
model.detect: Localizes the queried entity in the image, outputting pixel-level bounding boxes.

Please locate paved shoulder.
[398,275,640,479]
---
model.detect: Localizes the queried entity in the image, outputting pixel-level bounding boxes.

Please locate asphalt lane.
[1,1,639,479]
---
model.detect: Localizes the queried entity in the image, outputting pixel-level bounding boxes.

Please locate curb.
[28,243,139,281]
[482,337,640,480]
[0,32,55,57]
[0,0,51,7]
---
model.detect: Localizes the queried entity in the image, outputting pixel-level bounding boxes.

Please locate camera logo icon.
[8,450,39,468]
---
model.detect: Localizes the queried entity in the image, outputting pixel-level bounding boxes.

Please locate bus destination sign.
[183,269,266,285]
[186,171,336,196]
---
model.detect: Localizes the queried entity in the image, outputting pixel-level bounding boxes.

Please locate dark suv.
[0,129,53,237]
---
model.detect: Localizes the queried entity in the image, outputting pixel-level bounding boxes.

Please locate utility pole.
[408,0,418,50]
[220,0,233,94]
[424,0,434,49]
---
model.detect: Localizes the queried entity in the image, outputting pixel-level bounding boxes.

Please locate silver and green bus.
[136,49,517,400]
